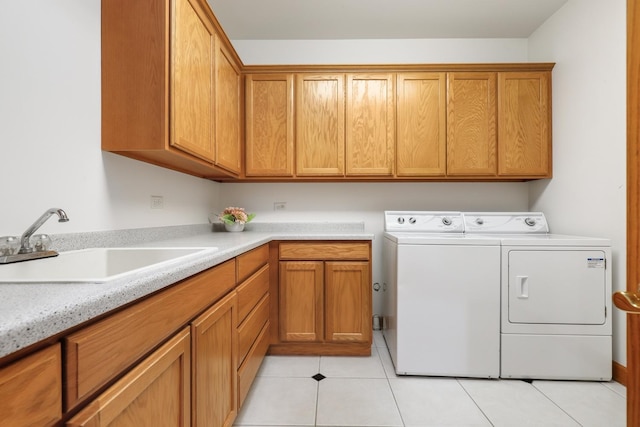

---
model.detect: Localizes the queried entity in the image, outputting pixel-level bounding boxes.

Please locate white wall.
[527,0,627,364]
[0,0,220,236]
[232,38,528,64]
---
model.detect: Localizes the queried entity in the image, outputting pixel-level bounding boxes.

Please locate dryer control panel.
[463,212,549,234]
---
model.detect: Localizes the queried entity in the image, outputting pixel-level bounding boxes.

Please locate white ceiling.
[207,0,568,40]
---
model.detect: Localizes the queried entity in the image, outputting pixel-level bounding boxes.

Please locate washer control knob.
[397,217,405,224]
[409,217,417,224]
[525,217,537,227]
[442,217,452,226]
[475,218,484,225]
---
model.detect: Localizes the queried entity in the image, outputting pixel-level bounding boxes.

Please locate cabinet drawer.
[64,259,236,409]
[67,328,191,427]
[237,264,269,323]
[238,321,270,408]
[237,244,269,282]
[279,242,370,260]
[0,344,62,427]
[238,294,270,365]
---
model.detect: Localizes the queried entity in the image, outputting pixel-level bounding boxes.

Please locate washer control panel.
[384,211,464,233]
[463,212,549,234]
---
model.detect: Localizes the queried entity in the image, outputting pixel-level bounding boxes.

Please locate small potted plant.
[218,207,255,232]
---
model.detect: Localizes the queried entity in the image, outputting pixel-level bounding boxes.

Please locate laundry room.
[0,0,628,426]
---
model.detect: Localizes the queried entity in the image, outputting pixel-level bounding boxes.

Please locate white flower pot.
[224,222,245,232]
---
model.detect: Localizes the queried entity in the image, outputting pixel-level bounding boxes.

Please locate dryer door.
[507,249,607,325]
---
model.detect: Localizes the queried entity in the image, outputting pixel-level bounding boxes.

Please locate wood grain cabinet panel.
[498,71,551,177]
[245,74,294,177]
[67,328,191,427]
[192,291,237,427]
[0,344,62,427]
[325,261,371,343]
[238,294,270,365]
[446,72,497,176]
[237,264,270,323]
[346,74,395,176]
[215,39,242,174]
[296,74,346,176]
[279,261,324,342]
[170,0,215,162]
[396,73,447,176]
[236,244,269,283]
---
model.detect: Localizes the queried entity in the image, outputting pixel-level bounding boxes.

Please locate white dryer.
[382,211,501,378]
[464,212,612,381]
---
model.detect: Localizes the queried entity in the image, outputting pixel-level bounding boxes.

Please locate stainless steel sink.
[0,247,218,283]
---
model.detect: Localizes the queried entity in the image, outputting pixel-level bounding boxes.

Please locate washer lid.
[384,211,464,233]
[463,212,549,234]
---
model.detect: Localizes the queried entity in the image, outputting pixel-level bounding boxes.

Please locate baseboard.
[613,361,627,386]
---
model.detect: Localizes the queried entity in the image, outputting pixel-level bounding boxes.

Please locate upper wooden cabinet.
[102,0,242,179]
[242,65,551,182]
[447,72,498,176]
[245,74,294,177]
[498,71,551,177]
[171,0,215,163]
[396,73,447,177]
[346,74,395,176]
[296,74,346,176]
[215,39,242,174]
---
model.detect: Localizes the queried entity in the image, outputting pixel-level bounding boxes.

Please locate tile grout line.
[530,381,584,427]
[455,378,495,427]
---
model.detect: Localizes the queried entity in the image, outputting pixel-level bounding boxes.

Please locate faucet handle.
[0,236,20,256]
[32,234,52,252]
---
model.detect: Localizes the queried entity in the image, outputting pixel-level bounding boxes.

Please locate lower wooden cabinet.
[192,291,237,427]
[67,328,191,427]
[273,242,372,355]
[0,343,62,427]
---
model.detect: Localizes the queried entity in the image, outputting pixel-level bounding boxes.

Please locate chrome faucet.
[19,208,69,254]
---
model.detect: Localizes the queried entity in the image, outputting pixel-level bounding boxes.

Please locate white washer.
[382,211,501,378]
[464,212,612,381]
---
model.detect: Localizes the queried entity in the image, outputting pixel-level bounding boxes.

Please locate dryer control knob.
[442,217,452,226]
[475,218,484,225]
[525,217,537,226]
[397,217,405,224]
[409,217,417,224]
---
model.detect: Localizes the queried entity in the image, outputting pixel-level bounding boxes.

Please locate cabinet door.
[192,292,237,427]
[498,71,551,177]
[215,38,242,174]
[447,72,497,176]
[396,73,446,176]
[67,328,191,427]
[296,74,345,176]
[279,261,324,342]
[346,73,395,176]
[170,0,215,163]
[325,261,371,343]
[0,344,61,427]
[245,74,294,177]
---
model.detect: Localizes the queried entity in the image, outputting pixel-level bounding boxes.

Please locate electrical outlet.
[274,202,286,211]
[150,195,164,209]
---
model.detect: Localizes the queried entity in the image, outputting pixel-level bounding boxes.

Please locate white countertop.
[0,227,373,359]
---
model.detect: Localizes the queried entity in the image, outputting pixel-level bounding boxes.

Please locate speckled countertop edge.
[0,222,373,359]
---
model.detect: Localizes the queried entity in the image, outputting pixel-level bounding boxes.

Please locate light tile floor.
[234,332,627,426]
